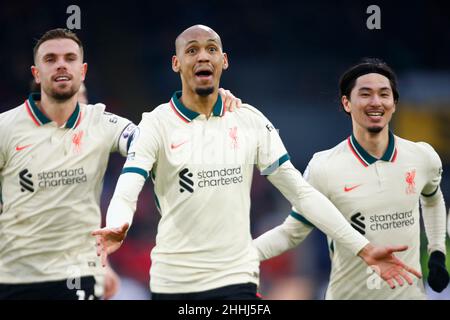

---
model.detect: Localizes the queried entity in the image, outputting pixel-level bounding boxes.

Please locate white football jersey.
[298,132,443,299]
[0,93,135,284]
[122,91,288,293]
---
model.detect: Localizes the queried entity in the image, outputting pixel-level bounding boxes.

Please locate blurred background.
[0,0,449,299]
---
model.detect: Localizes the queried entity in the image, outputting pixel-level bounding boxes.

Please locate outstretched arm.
[266,161,422,288]
[92,112,159,266]
[253,214,314,261]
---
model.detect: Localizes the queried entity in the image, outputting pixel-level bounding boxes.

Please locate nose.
[55,57,68,70]
[370,94,382,106]
[197,48,210,62]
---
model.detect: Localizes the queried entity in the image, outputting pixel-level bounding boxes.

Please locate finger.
[120,223,130,233]
[403,265,422,279]
[230,99,237,112]
[100,238,107,267]
[387,245,408,254]
[394,274,404,287]
[101,250,107,268]
[393,256,422,279]
[96,236,102,257]
[91,229,102,236]
[236,98,242,108]
[399,269,414,285]
[91,229,108,236]
[386,278,395,289]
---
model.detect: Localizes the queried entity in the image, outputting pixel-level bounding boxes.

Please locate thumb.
[386,245,408,254]
[91,228,105,237]
[120,223,130,234]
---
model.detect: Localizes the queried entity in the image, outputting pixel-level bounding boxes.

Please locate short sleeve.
[418,142,443,196]
[253,109,289,175]
[101,111,136,156]
[121,112,161,180]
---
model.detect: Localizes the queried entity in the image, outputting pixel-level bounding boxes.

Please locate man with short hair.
[254,58,449,299]
[0,28,138,300]
[93,27,422,300]
[0,28,240,300]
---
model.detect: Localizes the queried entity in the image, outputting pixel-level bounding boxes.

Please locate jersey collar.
[347,131,397,167]
[25,92,82,129]
[169,91,224,123]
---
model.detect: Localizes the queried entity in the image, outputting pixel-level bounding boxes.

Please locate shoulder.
[84,103,131,124]
[232,104,279,131]
[309,140,347,167]
[0,104,26,135]
[141,103,171,124]
[0,104,24,123]
[396,136,441,164]
[234,103,268,120]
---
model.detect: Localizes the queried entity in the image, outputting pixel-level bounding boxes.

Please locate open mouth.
[195,70,213,79]
[53,75,72,83]
[366,110,384,121]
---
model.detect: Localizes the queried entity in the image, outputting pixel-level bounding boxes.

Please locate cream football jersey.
[0,93,135,284]
[119,91,289,293]
[297,132,443,299]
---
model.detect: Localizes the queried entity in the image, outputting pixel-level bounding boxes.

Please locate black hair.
[339,58,399,114]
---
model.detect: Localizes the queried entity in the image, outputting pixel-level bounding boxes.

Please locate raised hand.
[91,223,129,267]
[358,244,422,289]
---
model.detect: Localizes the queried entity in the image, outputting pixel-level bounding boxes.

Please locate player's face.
[31,39,87,102]
[343,73,396,134]
[173,30,228,97]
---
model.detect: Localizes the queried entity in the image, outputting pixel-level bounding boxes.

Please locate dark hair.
[339,58,399,114]
[33,28,84,62]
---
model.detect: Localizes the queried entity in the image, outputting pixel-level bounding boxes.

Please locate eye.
[45,57,55,63]
[186,47,197,54]
[208,46,218,53]
[360,93,370,97]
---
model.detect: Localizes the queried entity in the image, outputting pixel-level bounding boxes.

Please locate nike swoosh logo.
[344,184,362,192]
[170,140,188,149]
[15,144,32,151]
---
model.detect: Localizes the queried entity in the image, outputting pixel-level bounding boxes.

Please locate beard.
[195,86,214,97]
[367,126,383,133]
[44,83,79,102]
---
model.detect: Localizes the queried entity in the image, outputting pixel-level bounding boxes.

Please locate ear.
[81,63,88,81]
[31,65,40,84]
[342,95,351,113]
[172,55,180,73]
[222,53,229,70]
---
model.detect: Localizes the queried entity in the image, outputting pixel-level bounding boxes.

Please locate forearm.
[253,215,313,261]
[106,173,146,228]
[421,188,447,254]
[267,162,369,255]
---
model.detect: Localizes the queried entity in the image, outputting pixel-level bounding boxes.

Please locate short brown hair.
[33,28,84,62]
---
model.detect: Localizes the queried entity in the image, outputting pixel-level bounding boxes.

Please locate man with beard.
[253,58,449,299]
[0,29,240,300]
[0,28,138,299]
[93,27,422,300]
[24,78,121,300]
[0,28,241,300]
